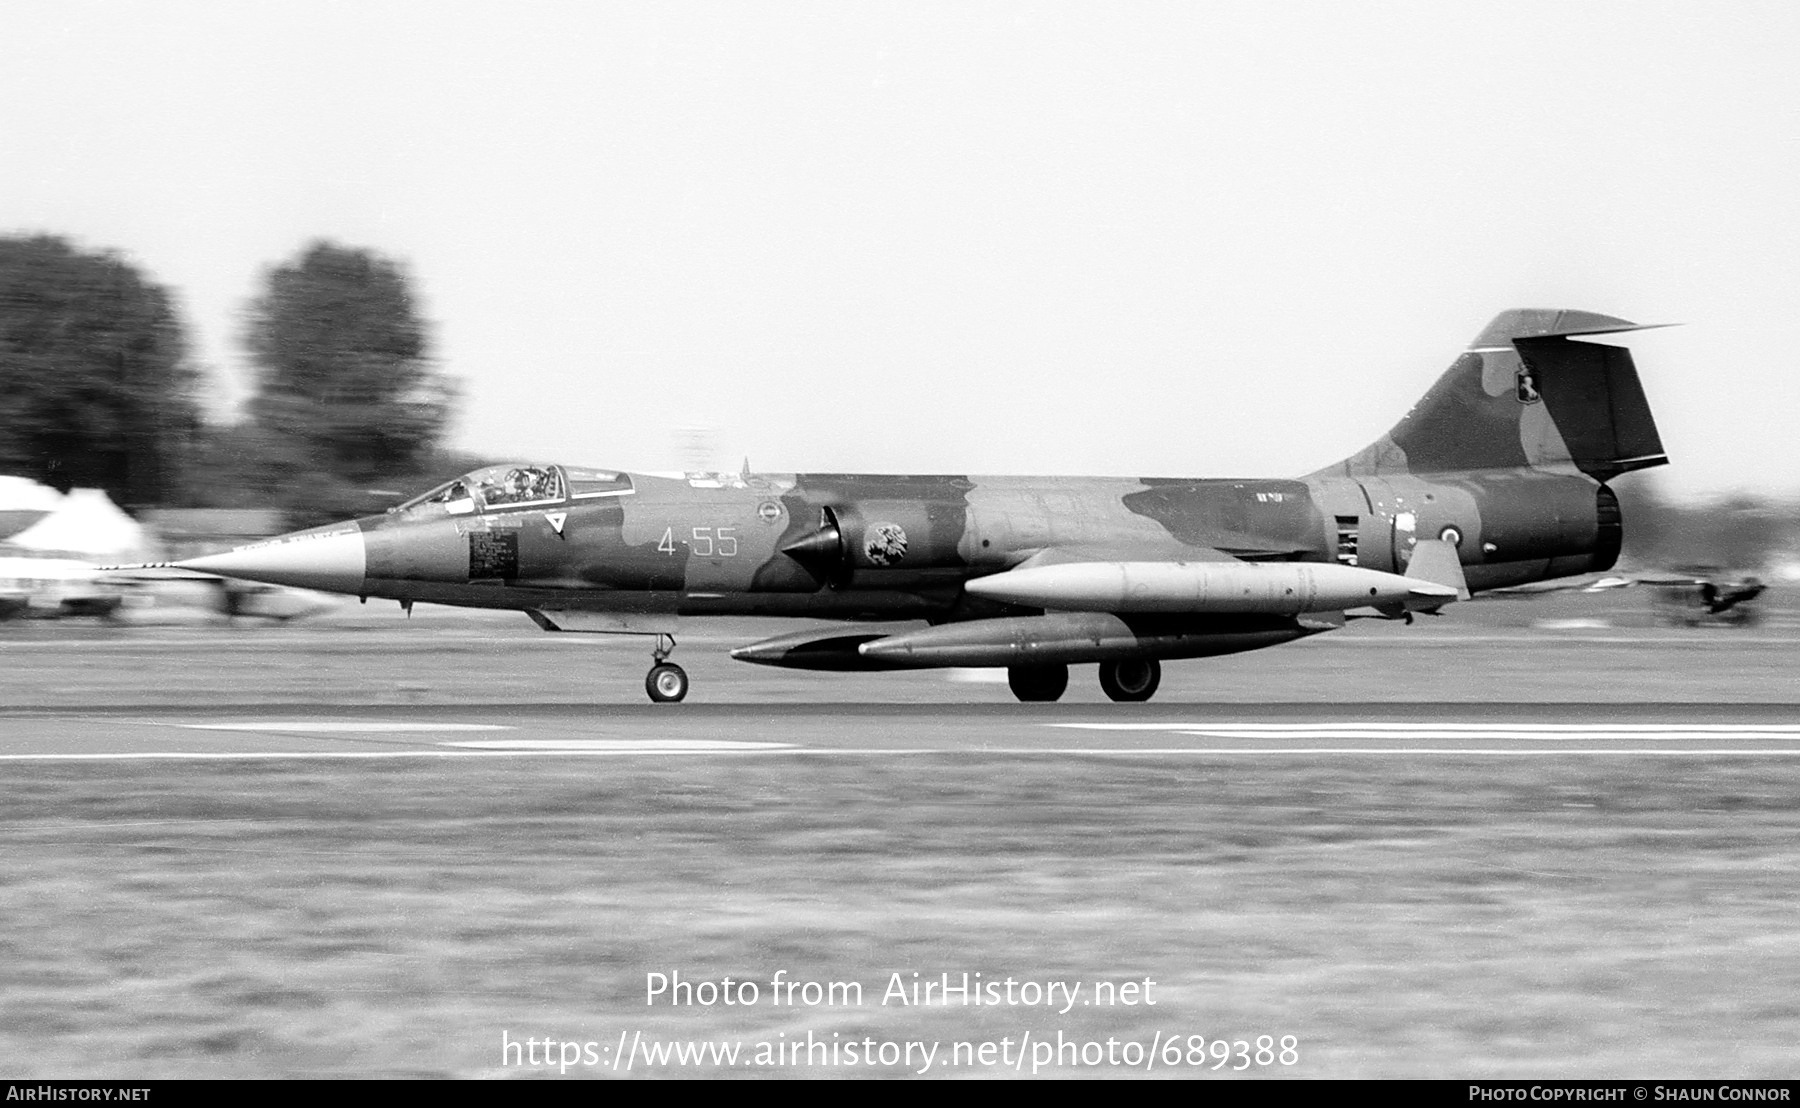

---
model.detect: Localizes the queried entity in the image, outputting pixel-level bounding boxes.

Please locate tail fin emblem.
[1516,365,1542,404]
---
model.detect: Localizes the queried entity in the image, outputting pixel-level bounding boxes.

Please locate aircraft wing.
[1005,543,1240,570]
[1000,527,1321,570]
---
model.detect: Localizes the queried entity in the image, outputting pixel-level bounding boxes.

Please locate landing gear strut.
[645,633,688,703]
[1098,659,1161,702]
[1008,664,1068,703]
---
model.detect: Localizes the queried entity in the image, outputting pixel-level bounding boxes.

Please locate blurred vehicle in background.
[0,479,338,624]
[100,567,340,624]
[0,556,123,618]
[0,484,146,619]
[1480,564,1769,629]
[1642,566,1766,628]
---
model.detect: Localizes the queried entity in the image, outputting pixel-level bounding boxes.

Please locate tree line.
[0,234,470,527]
[3,234,1793,569]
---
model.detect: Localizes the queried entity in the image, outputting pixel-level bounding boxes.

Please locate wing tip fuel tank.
[962,560,1457,614]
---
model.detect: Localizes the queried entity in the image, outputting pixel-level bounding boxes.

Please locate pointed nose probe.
[175,526,368,594]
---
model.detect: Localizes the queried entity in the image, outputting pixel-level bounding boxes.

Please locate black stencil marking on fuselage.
[469,530,519,580]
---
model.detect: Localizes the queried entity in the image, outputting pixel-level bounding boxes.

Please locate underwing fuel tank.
[961,560,1456,614]
[852,612,1332,668]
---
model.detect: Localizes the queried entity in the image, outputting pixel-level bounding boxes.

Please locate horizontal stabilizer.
[1470,310,1674,344]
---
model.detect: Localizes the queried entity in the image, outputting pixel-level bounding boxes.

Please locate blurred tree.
[0,235,201,507]
[1613,473,1793,571]
[243,241,455,524]
[1697,493,1787,572]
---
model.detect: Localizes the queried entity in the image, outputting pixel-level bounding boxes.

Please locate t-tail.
[1315,309,1668,483]
[1306,309,1668,592]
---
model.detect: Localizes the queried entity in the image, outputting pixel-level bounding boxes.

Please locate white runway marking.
[1039,720,1800,753]
[1054,722,1800,730]
[1053,722,1800,740]
[0,750,794,761]
[178,721,514,733]
[442,739,795,752]
[1012,748,1800,756]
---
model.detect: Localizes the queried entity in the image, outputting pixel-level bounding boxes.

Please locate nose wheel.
[646,663,689,703]
[645,634,688,703]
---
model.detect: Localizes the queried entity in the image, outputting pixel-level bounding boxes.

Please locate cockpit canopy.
[394,464,633,517]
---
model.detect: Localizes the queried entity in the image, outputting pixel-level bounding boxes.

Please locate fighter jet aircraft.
[136,308,1667,702]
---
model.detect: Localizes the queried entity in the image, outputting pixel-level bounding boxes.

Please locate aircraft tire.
[1008,664,1068,703]
[1099,658,1161,702]
[646,663,689,703]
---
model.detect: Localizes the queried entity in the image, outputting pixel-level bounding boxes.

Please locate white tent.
[0,476,63,542]
[7,488,153,561]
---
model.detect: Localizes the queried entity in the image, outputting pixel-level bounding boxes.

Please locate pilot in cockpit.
[481,466,556,507]
[421,479,470,508]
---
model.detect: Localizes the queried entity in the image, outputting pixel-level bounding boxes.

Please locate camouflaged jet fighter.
[145,308,1667,703]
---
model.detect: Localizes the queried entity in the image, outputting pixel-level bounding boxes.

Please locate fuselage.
[269,463,1618,620]
[158,306,1666,703]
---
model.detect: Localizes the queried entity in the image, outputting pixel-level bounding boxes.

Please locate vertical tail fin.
[1315,309,1670,481]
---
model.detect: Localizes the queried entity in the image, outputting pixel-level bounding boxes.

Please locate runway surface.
[8,701,1800,759]
[5,598,1800,1078]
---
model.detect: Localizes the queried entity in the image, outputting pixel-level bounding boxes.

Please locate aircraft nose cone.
[176,524,368,594]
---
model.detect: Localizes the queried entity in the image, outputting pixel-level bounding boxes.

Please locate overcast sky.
[3,1,1796,499]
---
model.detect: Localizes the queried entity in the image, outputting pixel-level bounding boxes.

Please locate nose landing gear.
[645,634,688,703]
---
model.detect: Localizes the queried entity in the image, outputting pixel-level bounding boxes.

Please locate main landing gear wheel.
[645,633,687,703]
[646,663,689,703]
[1099,659,1161,703]
[1008,664,1068,703]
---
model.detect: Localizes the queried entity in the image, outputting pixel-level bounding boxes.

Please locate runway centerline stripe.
[1173,730,1800,741]
[442,739,796,751]
[1052,722,1800,732]
[178,722,514,733]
